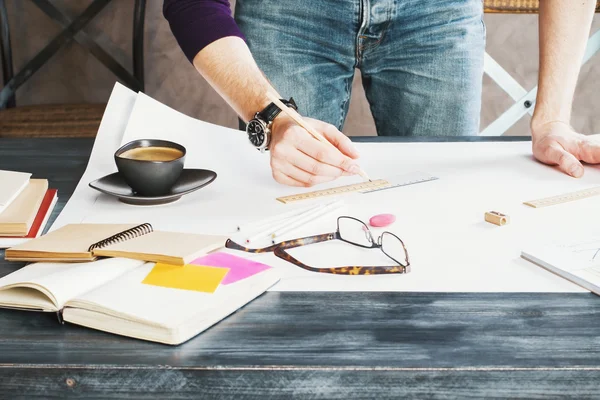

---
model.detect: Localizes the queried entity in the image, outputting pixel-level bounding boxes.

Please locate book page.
[0,170,31,209]
[67,262,278,328]
[0,179,48,234]
[0,258,145,308]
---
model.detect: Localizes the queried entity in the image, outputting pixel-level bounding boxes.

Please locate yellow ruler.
[277,180,389,204]
[524,186,600,208]
[276,172,438,204]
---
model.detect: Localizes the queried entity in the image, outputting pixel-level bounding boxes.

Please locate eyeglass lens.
[381,232,409,266]
[338,217,373,247]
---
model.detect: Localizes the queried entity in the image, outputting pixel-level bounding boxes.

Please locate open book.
[5,223,227,265]
[521,236,600,295]
[0,257,279,345]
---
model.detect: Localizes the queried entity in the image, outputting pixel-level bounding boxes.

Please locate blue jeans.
[234,0,485,136]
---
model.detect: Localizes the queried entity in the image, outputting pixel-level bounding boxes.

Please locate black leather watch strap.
[257,97,298,123]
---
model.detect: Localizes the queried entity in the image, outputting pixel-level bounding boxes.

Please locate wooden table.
[2,137,600,399]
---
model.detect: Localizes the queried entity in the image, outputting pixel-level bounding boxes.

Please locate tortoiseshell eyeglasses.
[225,216,410,275]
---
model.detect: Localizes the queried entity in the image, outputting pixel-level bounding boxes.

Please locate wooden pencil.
[265,91,371,182]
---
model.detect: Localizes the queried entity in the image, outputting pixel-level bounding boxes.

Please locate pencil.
[271,200,344,243]
[265,91,372,182]
[237,203,320,231]
[245,202,333,243]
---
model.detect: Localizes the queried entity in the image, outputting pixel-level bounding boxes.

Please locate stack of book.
[0,170,58,249]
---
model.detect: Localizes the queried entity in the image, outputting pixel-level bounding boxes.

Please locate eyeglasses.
[225,216,410,275]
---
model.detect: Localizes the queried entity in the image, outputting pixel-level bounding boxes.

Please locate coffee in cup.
[119,146,184,162]
[114,139,186,197]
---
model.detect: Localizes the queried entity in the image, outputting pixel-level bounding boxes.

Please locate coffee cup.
[114,139,186,196]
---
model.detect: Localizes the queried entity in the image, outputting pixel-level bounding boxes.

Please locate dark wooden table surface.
[2,137,600,399]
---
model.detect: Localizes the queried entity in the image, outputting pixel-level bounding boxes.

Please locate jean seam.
[356,0,369,67]
[339,75,352,130]
[480,16,486,42]
[479,0,486,42]
[359,0,395,55]
[360,19,391,53]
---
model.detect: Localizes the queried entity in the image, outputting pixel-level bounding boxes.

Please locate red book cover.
[2,189,58,238]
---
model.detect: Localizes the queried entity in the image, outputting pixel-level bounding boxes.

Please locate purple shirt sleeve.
[163,0,246,63]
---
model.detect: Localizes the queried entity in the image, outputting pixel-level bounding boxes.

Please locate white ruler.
[360,172,439,194]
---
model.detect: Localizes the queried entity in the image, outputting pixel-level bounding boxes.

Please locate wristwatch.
[246,97,297,152]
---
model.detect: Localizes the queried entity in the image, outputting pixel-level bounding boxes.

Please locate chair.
[481,0,600,136]
[0,0,146,137]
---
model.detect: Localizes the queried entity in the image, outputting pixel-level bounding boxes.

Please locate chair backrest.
[0,0,146,109]
[484,0,600,13]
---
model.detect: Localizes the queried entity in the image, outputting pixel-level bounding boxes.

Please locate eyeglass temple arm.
[273,246,410,275]
[275,232,340,250]
[224,232,339,253]
[224,239,280,253]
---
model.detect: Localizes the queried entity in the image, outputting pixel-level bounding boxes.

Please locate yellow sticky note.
[142,263,229,293]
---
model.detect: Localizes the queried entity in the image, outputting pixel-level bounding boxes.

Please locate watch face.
[247,119,267,147]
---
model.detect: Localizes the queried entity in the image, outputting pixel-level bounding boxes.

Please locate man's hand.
[530,2,596,178]
[268,115,361,187]
[532,121,600,178]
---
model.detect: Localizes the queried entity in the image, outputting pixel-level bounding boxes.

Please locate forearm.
[532,0,595,132]
[192,36,279,122]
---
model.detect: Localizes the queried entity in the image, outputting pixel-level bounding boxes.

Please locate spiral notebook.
[4,223,227,265]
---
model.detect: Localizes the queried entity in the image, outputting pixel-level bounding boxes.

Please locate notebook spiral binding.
[87,223,154,252]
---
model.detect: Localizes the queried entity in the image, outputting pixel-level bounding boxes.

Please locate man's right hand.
[268,115,362,187]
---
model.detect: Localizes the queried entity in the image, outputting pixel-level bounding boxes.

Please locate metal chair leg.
[0,0,15,109]
[0,0,111,109]
[31,0,142,91]
[133,0,146,92]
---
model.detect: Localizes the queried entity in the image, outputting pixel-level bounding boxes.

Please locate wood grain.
[3,367,600,399]
[0,105,106,138]
[2,137,600,398]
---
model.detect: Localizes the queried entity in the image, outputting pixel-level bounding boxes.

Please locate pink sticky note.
[190,252,272,285]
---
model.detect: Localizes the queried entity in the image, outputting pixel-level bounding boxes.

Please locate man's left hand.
[532,121,600,178]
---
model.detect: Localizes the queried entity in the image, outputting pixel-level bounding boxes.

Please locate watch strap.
[257,97,298,123]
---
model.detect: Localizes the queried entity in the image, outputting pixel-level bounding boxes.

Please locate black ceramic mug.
[114,139,186,196]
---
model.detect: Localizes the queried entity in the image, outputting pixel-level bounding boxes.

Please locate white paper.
[522,235,600,294]
[54,84,600,293]
[49,82,139,231]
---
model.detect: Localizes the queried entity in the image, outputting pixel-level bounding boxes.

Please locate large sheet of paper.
[50,82,137,229]
[52,82,600,293]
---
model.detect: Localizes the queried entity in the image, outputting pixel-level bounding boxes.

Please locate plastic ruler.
[276,172,438,204]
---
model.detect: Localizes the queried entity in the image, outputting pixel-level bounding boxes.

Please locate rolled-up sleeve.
[163,0,246,63]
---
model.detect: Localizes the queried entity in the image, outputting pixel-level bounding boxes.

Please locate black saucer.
[89,169,217,206]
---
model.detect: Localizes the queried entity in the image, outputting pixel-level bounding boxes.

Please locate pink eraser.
[369,214,396,227]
